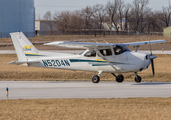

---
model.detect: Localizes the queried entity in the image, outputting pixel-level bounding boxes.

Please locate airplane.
[8,31,166,83]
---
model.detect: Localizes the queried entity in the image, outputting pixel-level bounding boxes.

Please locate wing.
[44,41,115,49]
[123,40,166,46]
[44,40,166,49]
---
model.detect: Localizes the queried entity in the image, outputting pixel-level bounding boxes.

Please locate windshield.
[114,45,130,55]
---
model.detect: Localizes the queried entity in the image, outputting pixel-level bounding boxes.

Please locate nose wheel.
[135,72,142,83]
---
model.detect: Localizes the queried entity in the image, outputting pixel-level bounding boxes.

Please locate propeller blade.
[150,59,155,77]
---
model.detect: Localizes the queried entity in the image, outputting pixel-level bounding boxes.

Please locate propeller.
[149,38,157,77]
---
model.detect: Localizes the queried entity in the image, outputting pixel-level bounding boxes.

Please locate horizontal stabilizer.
[8,61,40,65]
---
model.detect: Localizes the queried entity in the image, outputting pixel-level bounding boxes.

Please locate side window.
[99,49,112,56]
[113,47,122,55]
[84,50,96,57]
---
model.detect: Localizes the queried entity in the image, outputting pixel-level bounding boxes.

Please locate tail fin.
[10,31,39,61]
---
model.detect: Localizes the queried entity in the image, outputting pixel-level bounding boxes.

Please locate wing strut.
[93,48,118,71]
[135,45,140,52]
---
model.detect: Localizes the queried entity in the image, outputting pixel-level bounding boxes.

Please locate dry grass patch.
[0,54,171,82]
[0,98,171,120]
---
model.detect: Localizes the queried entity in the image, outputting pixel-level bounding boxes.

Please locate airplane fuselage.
[28,51,151,73]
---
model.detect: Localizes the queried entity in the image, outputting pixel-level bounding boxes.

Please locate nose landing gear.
[135,72,142,83]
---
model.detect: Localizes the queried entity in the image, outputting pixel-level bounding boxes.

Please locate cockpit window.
[99,49,112,56]
[113,45,130,55]
[84,50,96,57]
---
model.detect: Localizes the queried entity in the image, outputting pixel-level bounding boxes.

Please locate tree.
[118,0,125,31]
[43,11,54,34]
[53,11,84,34]
[145,11,162,33]
[158,5,171,27]
[106,0,119,32]
[81,6,94,29]
[53,11,71,34]
[130,0,150,32]
[93,4,107,29]
[124,3,131,32]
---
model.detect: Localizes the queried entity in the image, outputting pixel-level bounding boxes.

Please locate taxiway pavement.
[0,81,171,100]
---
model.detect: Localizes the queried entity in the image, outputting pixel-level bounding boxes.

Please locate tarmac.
[0,81,171,100]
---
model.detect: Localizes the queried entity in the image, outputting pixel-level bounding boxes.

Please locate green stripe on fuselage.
[69,59,128,65]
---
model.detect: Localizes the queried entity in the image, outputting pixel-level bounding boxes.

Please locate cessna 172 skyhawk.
[8,31,166,83]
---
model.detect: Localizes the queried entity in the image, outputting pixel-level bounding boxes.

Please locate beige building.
[163,26,171,37]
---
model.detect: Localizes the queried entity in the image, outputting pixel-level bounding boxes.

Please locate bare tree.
[53,11,71,34]
[145,11,163,33]
[118,0,125,31]
[43,11,54,34]
[130,0,150,32]
[81,6,94,29]
[124,3,131,32]
[106,0,119,32]
[158,5,171,27]
[53,10,84,34]
[93,4,107,29]
[70,10,84,30]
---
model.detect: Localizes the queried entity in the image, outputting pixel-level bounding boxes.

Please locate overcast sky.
[35,0,169,19]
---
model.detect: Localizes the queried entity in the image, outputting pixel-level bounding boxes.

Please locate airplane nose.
[150,55,157,59]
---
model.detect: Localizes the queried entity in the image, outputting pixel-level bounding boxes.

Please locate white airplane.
[8,31,166,83]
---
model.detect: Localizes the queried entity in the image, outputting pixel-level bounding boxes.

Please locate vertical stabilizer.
[10,31,39,61]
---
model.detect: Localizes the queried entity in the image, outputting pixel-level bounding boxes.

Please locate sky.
[35,0,169,19]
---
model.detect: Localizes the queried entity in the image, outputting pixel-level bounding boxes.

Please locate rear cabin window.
[84,50,96,57]
[99,49,112,56]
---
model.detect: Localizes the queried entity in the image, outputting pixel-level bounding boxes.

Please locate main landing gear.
[91,72,142,83]
[111,73,124,83]
[91,71,103,83]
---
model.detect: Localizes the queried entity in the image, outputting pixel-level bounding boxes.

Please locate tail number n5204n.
[42,60,70,67]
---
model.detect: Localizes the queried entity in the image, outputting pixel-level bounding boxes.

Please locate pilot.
[113,47,118,55]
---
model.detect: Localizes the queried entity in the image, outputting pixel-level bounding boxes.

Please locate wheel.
[116,74,124,83]
[92,75,100,83]
[135,75,141,83]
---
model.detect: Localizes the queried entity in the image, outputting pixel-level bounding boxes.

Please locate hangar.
[0,0,35,38]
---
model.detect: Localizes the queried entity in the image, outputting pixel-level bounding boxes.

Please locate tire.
[92,75,100,83]
[135,75,141,83]
[116,74,124,83]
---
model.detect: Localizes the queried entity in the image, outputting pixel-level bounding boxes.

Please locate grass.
[0,98,171,120]
[0,54,171,82]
